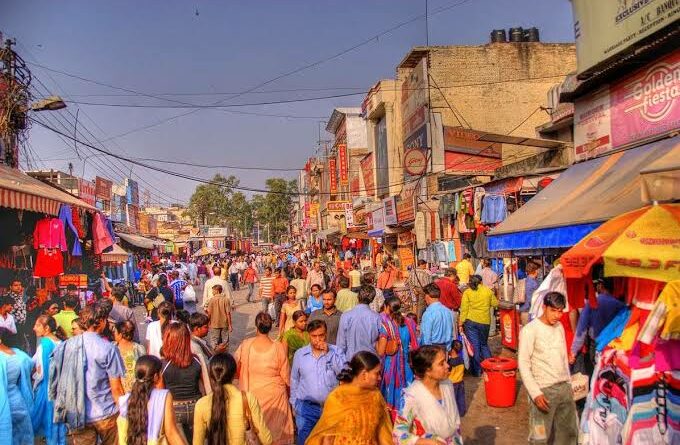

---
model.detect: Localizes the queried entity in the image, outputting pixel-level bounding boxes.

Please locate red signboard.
[78,179,96,206]
[338,144,349,186]
[360,154,375,195]
[95,177,113,201]
[443,126,503,174]
[327,201,350,212]
[329,157,338,195]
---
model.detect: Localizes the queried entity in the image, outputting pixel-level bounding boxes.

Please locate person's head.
[189,312,210,338]
[310,284,322,298]
[0,327,11,344]
[275,268,282,277]
[212,266,221,277]
[526,262,540,278]
[541,291,566,326]
[463,253,471,260]
[418,259,427,269]
[126,355,163,445]
[78,303,109,333]
[594,278,614,295]
[63,296,78,311]
[161,322,193,367]
[255,312,274,335]
[264,267,272,276]
[294,268,303,279]
[383,296,404,326]
[353,264,359,271]
[71,318,85,336]
[468,274,482,291]
[444,268,458,282]
[43,300,60,317]
[423,283,441,305]
[307,319,327,350]
[337,351,382,388]
[313,262,320,271]
[361,272,376,286]
[291,310,307,331]
[66,284,78,296]
[33,315,66,340]
[175,309,190,324]
[114,320,137,342]
[206,353,238,444]
[157,301,175,335]
[112,285,127,303]
[481,258,491,268]
[9,279,22,295]
[321,289,336,310]
[286,285,297,301]
[451,339,463,354]
[357,284,376,305]
[410,345,449,381]
[211,284,223,296]
[338,276,349,289]
[0,295,13,315]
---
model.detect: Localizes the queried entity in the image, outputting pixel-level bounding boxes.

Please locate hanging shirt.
[33,218,67,251]
[481,195,507,224]
[571,293,626,355]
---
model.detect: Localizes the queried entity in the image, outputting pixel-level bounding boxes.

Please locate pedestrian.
[0,326,34,444]
[116,355,187,445]
[393,345,462,444]
[306,351,392,444]
[228,261,240,292]
[279,286,303,332]
[169,271,188,310]
[436,268,462,312]
[290,320,345,445]
[362,272,384,313]
[197,262,208,288]
[455,253,475,289]
[70,317,85,336]
[290,268,308,310]
[308,289,342,345]
[336,285,381,359]
[243,261,258,303]
[518,292,578,445]
[376,297,418,418]
[281,310,310,364]
[447,340,467,417]
[193,353,272,444]
[306,262,325,291]
[272,268,290,326]
[53,296,78,338]
[188,312,221,395]
[459,275,498,376]
[109,285,139,343]
[519,262,541,326]
[0,294,17,334]
[348,264,362,292]
[305,284,324,315]
[49,303,125,445]
[377,260,398,299]
[181,275,198,314]
[420,283,455,350]
[235,312,294,445]
[160,322,205,442]
[407,260,434,320]
[31,315,67,445]
[113,320,146,394]
[146,301,175,359]
[42,300,60,318]
[258,267,275,313]
[205,284,233,351]
[202,266,230,311]
[335,276,358,313]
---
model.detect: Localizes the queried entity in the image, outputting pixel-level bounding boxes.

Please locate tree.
[225,191,253,237]
[185,174,239,226]
[251,178,297,244]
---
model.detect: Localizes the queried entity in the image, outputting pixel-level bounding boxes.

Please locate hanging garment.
[473,187,485,223]
[71,207,86,239]
[446,241,457,263]
[34,249,64,277]
[92,213,114,255]
[33,218,67,251]
[529,265,569,320]
[481,195,507,224]
[439,194,455,216]
[638,281,680,344]
[58,205,82,256]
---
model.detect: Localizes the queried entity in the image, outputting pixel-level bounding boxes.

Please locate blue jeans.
[295,400,322,445]
[464,320,491,377]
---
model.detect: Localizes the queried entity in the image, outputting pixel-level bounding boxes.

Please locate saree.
[281,328,310,364]
[306,384,393,445]
[32,337,66,444]
[379,314,417,417]
[0,349,34,445]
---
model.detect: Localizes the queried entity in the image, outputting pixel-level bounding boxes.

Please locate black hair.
[189,312,209,331]
[358,284,376,305]
[338,276,349,289]
[294,268,303,279]
[36,315,67,341]
[286,285,297,296]
[463,253,471,259]
[418,259,427,266]
[384,296,404,326]
[321,288,336,299]
[0,294,13,307]
[469,275,482,291]
[206,353,238,445]
[127,355,162,445]
[307,319,327,333]
[423,283,441,299]
[445,268,457,277]
[0,327,11,343]
[63,296,79,310]
[451,339,463,352]
[361,272,376,285]
[337,351,381,383]
[291,310,307,323]
[115,320,137,342]
[543,291,566,310]
[99,298,113,316]
[310,284,322,291]
[255,312,273,334]
[78,302,108,329]
[112,285,127,302]
[66,284,78,291]
[158,275,168,287]
[175,309,190,325]
[410,345,445,378]
[157,301,175,335]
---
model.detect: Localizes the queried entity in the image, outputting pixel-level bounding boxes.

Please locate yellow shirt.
[449,364,465,384]
[460,284,498,325]
[456,259,475,285]
[348,270,362,288]
[336,289,358,313]
[53,310,78,338]
[193,384,272,445]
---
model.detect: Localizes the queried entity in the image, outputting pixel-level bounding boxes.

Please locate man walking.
[272,268,289,325]
[206,284,232,350]
[408,259,434,320]
[336,285,381,359]
[518,292,578,445]
[108,286,139,343]
[419,283,455,349]
[243,261,258,303]
[290,320,345,445]
[228,260,240,291]
[335,276,358,313]
[169,271,188,310]
[308,289,342,344]
[259,267,275,313]
[306,262,325,290]
[203,265,230,311]
[456,253,475,289]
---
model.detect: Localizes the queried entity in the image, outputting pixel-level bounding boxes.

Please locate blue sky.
[2,0,575,205]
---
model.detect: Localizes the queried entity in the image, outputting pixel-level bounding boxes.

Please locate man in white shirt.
[203,265,230,310]
[228,261,240,292]
[0,295,17,334]
[518,291,578,445]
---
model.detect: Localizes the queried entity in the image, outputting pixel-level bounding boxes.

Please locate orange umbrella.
[561,204,680,282]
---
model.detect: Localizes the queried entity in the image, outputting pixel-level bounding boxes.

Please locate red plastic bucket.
[481,357,517,407]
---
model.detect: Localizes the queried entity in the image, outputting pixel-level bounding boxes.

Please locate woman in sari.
[114,320,147,393]
[280,310,310,364]
[235,312,294,445]
[31,315,67,445]
[393,345,462,445]
[0,327,34,445]
[306,351,393,445]
[376,297,418,418]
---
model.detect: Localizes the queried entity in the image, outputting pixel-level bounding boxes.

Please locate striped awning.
[102,244,129,263]
[0,165,97,215]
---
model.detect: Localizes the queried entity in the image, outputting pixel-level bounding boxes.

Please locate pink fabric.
[92,213,114,254]
[33,217,67,251]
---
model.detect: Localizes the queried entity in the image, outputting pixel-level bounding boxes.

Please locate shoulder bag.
[383,318,400,356]
[241,390,263,445]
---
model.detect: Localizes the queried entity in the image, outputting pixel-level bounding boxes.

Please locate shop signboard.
[327,201,350,212]
[374,117,388,196]
[78,179,96,206]
[401,57,428,140]
[338,144,349,186]
[126,204,139,232]
[328,157,338,195]
[443,126,502,174]
[574,88,613,161]
[350,174,361,195]
[95,176,112,201]
[361,153,375,196]
[344,205,355,228]
[396,181,417,224]
[309,202,319,218]
[59,274,88,288]
[571,0,680,75]
[125,178,139,206]
[383,196,398,225]
[403,124,428,179]
[371,207,385,232]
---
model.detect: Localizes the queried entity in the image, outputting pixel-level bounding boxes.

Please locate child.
[205,284,232,350]
[448,339,467,417]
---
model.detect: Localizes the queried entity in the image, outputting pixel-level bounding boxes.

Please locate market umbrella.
[561,204,680,282]
[193,246,216,257]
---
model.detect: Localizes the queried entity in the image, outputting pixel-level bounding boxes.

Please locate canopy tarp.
[488,136,679,251]
[102,244,129,263]
[117,232,157,250]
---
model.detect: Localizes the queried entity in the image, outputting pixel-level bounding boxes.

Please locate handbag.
[383,318,400,356]
[241,390,263,445]
[571,372,589,401]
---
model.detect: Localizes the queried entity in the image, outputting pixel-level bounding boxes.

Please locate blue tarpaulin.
[487,222,602,251]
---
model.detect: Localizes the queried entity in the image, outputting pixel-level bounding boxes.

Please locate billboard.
[401,57,428,140]
[443,127,502,173]
[361,153,375,196]
[78,179,96,206]
[572,0,680,75]
[383,197,398,225]
[374,117,388,196]
[338,144,349,186]
[125,178,139,206]
[574,88,613,161]
[328,157,338,195]
[95,177,112,201]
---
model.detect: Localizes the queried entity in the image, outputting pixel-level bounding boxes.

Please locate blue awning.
[487,136,679,251]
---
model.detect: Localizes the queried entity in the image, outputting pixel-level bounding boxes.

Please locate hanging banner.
[574,88,612,161]
[327,201,350,212]
[95,177,112,201]
[309,202,319,218]
[361,153,375,195]
[329,157,338,195]
[344,204,355,228]
[338,144,349,186]
[383,197,398,225]
[78,179,96,206]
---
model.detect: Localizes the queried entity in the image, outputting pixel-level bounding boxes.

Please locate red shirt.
[436,277,462,310]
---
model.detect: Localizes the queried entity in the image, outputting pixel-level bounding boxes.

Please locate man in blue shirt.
[420,283,455,349]
[519,262,540,325]
[570,278,625,364]
[336,284,382,360]
[290,319,345,445]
